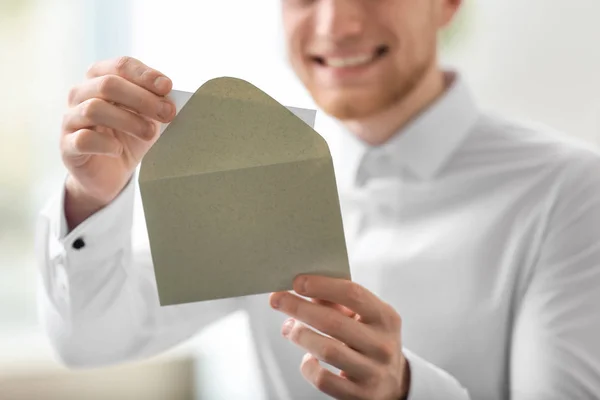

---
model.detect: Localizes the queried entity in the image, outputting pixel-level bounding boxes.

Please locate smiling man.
[37,0,600,399]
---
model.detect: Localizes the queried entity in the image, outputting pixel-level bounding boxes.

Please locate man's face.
[282,0,458,120]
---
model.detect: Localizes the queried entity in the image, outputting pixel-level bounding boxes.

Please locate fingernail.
[282,319,295,336]
[295,276,308,294]
[154,76,170,92]
[271,294,282,309]
[142,121,155,140]
[158,101,173,119]
[148,122,156,139]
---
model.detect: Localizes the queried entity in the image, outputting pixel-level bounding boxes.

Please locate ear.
[437,0,463,28]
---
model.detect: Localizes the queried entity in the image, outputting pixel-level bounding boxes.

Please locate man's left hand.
[270,275,410,400]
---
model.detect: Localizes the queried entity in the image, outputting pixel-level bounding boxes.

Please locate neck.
[343,64,447,146]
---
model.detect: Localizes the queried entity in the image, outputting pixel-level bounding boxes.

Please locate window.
[0,0,133,363]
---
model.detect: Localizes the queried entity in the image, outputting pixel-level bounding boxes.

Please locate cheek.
[281,10,314,74]
[285,42,309,84]
[285,37,312,83]
[384,2,437,58]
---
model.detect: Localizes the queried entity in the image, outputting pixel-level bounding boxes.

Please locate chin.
[311,86,402,121]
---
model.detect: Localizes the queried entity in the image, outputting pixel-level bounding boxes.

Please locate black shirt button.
[72,237,85,250]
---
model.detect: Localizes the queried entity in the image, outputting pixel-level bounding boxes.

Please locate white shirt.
[36,73,600,399]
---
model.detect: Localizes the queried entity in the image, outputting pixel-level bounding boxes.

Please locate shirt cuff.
[403,348,470,400]
[40,174,137,272]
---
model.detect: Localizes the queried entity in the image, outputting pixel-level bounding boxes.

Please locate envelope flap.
[139,77,330,183]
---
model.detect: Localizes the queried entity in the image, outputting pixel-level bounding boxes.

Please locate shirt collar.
[316,71,480,190]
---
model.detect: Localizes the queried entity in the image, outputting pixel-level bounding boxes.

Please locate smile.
[312,45,389,68]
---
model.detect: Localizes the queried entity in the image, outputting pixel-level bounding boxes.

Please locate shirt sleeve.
[509,153,600,399]
[402,348,471,400]
[35,173,240,368]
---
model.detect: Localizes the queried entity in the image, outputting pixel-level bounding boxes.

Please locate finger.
[64,98,156,141]
[68,75,175,123]
[311,299,357,319]
[294,275,394,326]
[62,128,122,158]
[270,292,382,357]
[86,56,172,96]
[300,353,364,400]
[283,318,374,380]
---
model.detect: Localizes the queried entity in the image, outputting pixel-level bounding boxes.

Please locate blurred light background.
[1,0,599,399]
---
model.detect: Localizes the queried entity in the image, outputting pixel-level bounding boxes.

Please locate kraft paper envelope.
[139,77,350,306]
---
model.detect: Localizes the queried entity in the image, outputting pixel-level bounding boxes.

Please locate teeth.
[326,53,374,68]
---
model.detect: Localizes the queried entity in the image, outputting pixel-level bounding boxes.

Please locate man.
[36,0,600,399]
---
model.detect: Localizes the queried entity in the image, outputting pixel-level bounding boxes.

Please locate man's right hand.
[61,57,176,231]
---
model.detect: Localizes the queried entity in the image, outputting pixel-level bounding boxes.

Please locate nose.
[315,0,365,43]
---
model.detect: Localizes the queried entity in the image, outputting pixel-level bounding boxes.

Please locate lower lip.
[313,53,387,85]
